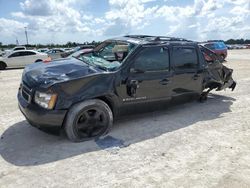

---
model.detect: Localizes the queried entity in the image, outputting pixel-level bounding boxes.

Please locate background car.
[0,50,49,70]
[61,45,94,58]
[12,46,26,51]
[200,41,227,60]
[67,48,93,59]
[63,48,73,51]
[37,48,49,53]
[46,48,65,60]
[0,49,5,57]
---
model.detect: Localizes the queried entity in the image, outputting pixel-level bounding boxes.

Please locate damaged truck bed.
[18,35,236,142]
[200,45,236,100]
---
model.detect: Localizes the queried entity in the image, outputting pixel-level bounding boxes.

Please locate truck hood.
[22,58,102,88]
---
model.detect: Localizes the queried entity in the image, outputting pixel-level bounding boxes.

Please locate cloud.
[0,18,27,36]
[104,0,158,36]
[1,0,250,44]
[20,0,53,16]
[12,0,94,37]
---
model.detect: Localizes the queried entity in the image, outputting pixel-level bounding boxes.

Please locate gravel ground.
[0,50,250,188]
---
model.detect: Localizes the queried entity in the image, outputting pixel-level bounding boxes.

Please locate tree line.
[0,39,250,49]
[224,39,250,45]
[0,41,101,49]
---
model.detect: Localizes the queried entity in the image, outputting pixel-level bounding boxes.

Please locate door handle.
[127,80,139,97]
[159,79,171,85]
[192,74,200,80]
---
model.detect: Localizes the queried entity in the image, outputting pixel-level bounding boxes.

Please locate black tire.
[0,62,6,70]
[64,99,113,142]
[35,59,42,63]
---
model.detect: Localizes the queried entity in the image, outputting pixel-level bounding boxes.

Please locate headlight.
[34,91,57,109]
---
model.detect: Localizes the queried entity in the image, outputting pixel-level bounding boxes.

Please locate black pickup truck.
[18,35,236,142]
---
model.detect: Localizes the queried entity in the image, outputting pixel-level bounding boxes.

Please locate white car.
[13,46,26,51]
[0,50,49,70]
[47,48,65,60]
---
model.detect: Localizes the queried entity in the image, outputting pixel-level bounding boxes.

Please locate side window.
[172,47,198,71]
[9,52,20,58]
[132,46,169,72]
[24,51,36,56]
[19,52,30,56]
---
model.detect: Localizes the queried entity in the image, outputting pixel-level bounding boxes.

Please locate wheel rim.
[75,108,109,139]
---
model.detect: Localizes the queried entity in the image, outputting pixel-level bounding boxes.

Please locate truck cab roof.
[110,35,197,46]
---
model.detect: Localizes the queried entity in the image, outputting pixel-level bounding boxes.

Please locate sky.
[0,0,249,44]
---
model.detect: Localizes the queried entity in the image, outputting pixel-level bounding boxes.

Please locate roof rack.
[154,36,192,42]
[199,40,225,43]
[124,35,154,39]
[124,35,192,42]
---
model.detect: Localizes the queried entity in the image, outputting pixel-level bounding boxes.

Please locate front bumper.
[18,91,67,130]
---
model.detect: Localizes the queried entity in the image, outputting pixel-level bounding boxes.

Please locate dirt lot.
[0,50,250,188]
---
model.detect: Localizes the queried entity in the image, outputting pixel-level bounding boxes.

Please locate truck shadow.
[0,94,235,166]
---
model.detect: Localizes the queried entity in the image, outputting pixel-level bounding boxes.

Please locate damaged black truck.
[18,35,236,142]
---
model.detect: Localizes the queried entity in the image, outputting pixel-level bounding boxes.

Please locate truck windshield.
[77,55,121,71]
[74,40,137,71]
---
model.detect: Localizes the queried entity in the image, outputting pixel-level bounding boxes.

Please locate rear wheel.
[0,62,6,70]
[64,99,113,142]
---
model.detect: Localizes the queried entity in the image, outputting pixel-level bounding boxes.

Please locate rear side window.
[172,47,198,71]
[9,52,20,58]
[9,52,26,57]
[23,51,36,56]
[133,46,169,72]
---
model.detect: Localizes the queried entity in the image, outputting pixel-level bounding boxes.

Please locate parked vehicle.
[61,45,95,58]
[200,41,227,60]
[63,48,73,51]
[0,50,4,57]
[13,46,26,51]
[68,48,93,58]
[0,50,48,70]
[18,35,236,142]
[37,48,49,53]
[47,48,65,60]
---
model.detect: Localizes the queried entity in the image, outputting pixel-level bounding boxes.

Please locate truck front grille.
[21,82,32,103]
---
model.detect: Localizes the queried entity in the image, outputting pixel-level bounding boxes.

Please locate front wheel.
[0,62,6,70]
[64,99,113,142]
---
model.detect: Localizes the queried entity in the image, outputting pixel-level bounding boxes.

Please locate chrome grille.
[21,82,32,103]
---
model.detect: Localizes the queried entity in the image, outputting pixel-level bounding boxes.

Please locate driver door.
[116,45,173,114]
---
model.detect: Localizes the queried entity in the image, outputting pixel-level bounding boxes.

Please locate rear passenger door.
[23,51,37,65]
[171,46,203,97]
[7,52,26,67]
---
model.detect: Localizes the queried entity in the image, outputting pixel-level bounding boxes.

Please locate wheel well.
[0,61,7,68]
[96,96,114,115]
[35,59,43,62]
[61,96,115,129]
[205,82,221,90]
[0,61,7,66]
